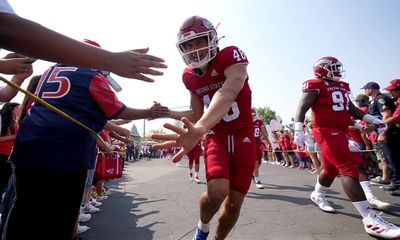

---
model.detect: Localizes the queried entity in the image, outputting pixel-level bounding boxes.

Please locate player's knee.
[207,187,229,203]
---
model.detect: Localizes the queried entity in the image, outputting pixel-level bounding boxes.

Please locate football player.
[294,56,400,239]
[252,108,270,189]
[152,16,256,240]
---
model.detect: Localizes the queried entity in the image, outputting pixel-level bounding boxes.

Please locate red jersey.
[302,78,351,132]
[253,118,264,146]
[182,46,253,135]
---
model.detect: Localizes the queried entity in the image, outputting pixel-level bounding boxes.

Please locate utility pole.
[143,119,146,141]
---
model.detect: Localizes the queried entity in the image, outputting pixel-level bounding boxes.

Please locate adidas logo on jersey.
[242,137,251,143]
[211,69,219,77]
[207,130,215,135]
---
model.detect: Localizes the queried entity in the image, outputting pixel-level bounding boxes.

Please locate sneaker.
[309,169,318,174]
[363,212,400,238]
[90,198,102,207]
[79,212,91,223]
[101,190,111,196]
[96,195,108,201]
[380,183,399,191]
[370,179,390,186]
[368,197,391,210]
[81,203,100,214]
[310,191,335,213]
[193,227,209,240]
[390,189,400,196]
[77,224,90,235]
[189,173,193,181]
[194,176,200,184]
[370,176,382,181]
[255,180,264,189]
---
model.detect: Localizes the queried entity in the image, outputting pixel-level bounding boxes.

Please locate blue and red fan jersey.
[10,64,126,171]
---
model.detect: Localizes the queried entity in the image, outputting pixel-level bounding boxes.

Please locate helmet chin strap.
[194,68,203,76]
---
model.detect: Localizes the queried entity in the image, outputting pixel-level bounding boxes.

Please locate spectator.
[362,82,396,186]
[378,79,400,196]
[3,39,169,240]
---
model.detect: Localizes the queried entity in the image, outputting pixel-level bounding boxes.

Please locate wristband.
[294,122,304,131]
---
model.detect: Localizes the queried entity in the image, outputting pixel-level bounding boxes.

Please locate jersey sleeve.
[89,74,126,119]
[302,79,321,92]
[219,46,249,69]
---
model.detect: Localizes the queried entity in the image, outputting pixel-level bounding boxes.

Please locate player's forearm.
[0,13,111,69]
[167,110,193,121]
[195,89,236,131]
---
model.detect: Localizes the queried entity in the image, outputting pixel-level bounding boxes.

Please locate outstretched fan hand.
[151,117,206,163]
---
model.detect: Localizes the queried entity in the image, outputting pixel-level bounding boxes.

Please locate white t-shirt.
[0,0,15,14]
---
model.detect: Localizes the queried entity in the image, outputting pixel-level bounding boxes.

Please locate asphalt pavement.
[82,157,400,240]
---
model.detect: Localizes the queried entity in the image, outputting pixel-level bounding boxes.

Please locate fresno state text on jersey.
[302,78,351,131]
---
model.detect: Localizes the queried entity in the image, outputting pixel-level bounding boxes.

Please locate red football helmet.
[313,56,345,81]
[177,16,218,68]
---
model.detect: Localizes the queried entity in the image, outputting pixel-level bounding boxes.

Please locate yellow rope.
[0,75,107,149]
[264,149,375,154]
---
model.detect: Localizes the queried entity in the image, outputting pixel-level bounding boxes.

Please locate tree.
[256,106,276,125]
[130,124,141,143]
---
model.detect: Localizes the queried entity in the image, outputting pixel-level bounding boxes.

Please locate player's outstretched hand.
[109,48,167,82]
[151,117,206,163]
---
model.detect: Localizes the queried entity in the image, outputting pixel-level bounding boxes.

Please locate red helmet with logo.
[177,16,218,68]
[313,56,345,81]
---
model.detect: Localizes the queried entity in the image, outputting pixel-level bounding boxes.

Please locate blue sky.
[2,0,399,135]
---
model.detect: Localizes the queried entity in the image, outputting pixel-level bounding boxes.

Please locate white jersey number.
[331,91,350,111]
[233,49,247,62]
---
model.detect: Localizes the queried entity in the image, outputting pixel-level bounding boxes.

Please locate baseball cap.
[383,79,400,91]
[361,82,380,90]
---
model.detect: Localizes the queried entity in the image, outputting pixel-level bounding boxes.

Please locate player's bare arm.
[349,101,367,120]
[194,63,247,131]
[294,90,318,122]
